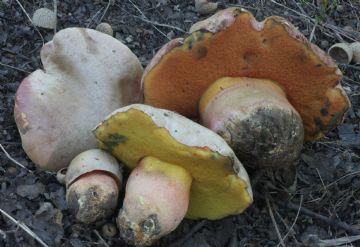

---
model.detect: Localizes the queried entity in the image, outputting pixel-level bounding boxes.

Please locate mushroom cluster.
[13,7,351,247]
[142,7,350,168]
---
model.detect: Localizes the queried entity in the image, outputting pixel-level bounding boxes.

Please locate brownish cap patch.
[142,8,350,141]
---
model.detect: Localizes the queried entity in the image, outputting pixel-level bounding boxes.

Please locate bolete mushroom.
[93,104,252,245]
[65,149,122,224]
[14,27,143,171]
[142,7,350,167]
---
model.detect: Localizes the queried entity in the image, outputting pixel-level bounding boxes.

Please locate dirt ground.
[0,0,360,246]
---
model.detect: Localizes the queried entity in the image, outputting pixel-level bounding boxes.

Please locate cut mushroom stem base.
[200,77,304,168]
[66,171,120,224]
[117,156,192,246]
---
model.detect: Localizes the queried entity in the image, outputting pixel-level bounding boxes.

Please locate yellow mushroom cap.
[93,104,253,220]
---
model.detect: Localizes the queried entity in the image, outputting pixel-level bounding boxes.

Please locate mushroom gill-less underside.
[142,8,350,141]
[93,104,253,220]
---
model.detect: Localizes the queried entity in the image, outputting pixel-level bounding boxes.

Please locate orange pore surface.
[143,12,350,140]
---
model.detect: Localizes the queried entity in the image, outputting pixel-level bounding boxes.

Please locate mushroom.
[65,149,122,224]
[350,42,360,63]
[14,27,143,171]
[93,104,252,245]
[328,43,353,64]
[141,7,350,168]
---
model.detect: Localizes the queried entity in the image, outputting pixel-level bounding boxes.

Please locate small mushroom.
[350,42,360,63]
[65,149,122,224]
[328,43,353,64]
[94,104,253,245]
[32,8,57,29]
[142,7,350,168]
[96,22,114,36]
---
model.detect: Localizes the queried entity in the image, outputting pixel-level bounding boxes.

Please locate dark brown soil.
[1,1,360,247]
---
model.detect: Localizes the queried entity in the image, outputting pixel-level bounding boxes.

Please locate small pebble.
[336,4,345,12]
[6,166,18,177]
[32,8,57,29]
[167,30,175,39]
[96,22,114,36]
[16,182,45,199]
[195,0,218,15]
[101,223,117,238]
[125,35,133,43]
[320,40,329,49]
[343,25,354,33]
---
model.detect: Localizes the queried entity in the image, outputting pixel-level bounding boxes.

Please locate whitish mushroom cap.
[14,28,143,171]
[65,149,122,188]
[94,104,253,219]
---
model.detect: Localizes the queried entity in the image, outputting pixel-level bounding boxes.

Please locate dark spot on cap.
[320,107,328,116]
[103,133,128,152]
[197,46,208,59]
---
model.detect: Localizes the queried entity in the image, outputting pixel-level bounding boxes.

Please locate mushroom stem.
[118,156,192,246]
[200,77,304,168]
[66,171,120,224]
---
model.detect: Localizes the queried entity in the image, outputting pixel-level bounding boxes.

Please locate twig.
[270,0,358,42]
[276,195,303,247]
[0,208,49,247]
[292,0,308,16]
[340,64,360,71]
[99,0,112,23]
[255,191,360,236]
[86,7,104,28]
[343,76,360,85]
[309,21,318,42]
[127,0,170,40]
[319,235,360,247]
[325,170,360,189]
[53,0,57,34]
[265,194,286,247]
[0,62,30,74]
[316,168,328,195]
[281,199,360,235]
[131,15,186,33]
[0,144,32,173]
[93,230,109,247]
[15,0,45,45]
[0,229,6,240]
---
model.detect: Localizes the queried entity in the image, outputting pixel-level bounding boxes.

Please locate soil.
[1,0,360,247]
